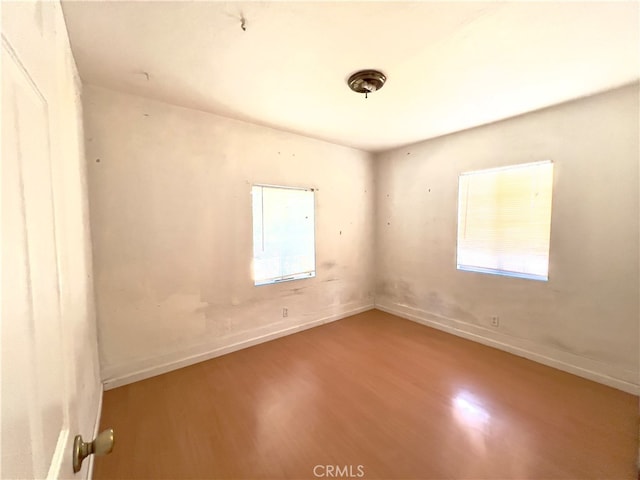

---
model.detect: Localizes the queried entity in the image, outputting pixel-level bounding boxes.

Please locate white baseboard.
[103,303,374,390]
[375,302,639,395]
[86,384,103,480]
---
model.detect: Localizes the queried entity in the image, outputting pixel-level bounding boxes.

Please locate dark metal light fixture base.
[348,70,386,98]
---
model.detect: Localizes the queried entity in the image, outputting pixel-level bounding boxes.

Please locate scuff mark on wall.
[422,291,479,324]
[395,279,416,307]
[376,280,390,297]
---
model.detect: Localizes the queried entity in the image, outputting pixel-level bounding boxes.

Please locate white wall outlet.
[283,307,288,318]
[491,315,499,327]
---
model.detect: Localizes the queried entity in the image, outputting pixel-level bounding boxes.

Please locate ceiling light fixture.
[347,70,386,98]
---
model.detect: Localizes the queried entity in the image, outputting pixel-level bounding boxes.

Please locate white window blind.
[252,184,316,286]
[457,160,553,281]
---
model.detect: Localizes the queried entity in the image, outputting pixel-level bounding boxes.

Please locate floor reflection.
[452,390,491,432]
[451,389,492,463]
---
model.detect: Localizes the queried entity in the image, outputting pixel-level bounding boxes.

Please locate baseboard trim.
[375,302,639,395]
[103,304,375,390]
[86,384,104,480]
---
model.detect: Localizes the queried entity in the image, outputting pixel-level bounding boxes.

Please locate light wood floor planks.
[94,309,638,479]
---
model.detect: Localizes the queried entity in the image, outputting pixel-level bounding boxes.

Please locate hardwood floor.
[94,309,638,479]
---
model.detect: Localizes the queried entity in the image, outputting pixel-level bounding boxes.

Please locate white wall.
[375,84,639,394]
[82,86,375,388]
[2,1,102,478]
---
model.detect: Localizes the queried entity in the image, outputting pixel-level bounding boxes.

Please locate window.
[252,184,316,286]
[457,160,553,281]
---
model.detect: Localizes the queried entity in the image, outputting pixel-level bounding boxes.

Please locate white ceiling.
[61,1,639,152]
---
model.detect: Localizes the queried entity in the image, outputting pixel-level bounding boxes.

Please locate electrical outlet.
[283,307,288,318]
[491,316,499,327]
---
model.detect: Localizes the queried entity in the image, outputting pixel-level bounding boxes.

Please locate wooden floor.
[94,310,638,479]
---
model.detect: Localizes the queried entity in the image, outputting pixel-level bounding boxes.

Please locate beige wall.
[375,84,639,393]
[83,86,375,387]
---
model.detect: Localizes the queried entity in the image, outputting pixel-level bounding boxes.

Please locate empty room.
[2,1,639,479]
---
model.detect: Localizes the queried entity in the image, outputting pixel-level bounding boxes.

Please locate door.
[2,1,101,478]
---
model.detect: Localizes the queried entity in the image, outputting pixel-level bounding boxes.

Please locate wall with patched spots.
[375,84,639,393]
[83,86,375,387]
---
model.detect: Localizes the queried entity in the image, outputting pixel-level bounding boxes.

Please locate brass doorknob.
[72,428,114,473]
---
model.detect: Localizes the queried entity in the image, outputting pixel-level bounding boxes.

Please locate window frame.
[251,183,317,287]
[456,160,554,282]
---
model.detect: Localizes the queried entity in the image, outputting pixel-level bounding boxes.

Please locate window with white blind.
[252,184,316,286]
[457,160,553,281]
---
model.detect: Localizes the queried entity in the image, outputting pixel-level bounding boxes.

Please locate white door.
[2,2,101,478]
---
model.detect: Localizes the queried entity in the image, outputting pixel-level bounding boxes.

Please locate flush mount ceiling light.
[348,70,386,98]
